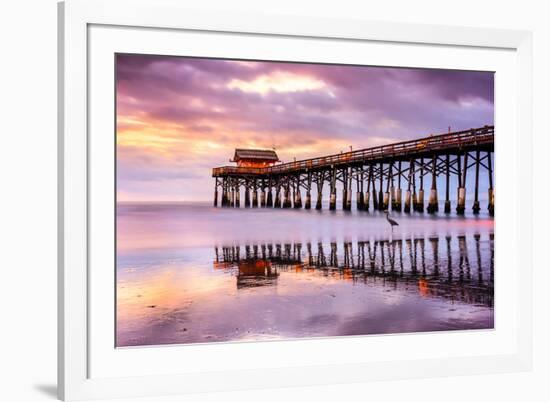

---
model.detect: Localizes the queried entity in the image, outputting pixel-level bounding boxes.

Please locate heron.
[384,210,399,232]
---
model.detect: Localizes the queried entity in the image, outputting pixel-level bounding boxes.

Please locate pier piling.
[378,162,384,211]
[417,158,424,212]
[444,154,451,213]
[283,183,291,208]
[472,150,481,214]
[329,167,337,211]
[487,151,494,216]
[305,173,312,209]
[266,185,273,207]
[245,183,251,208]
[427,155,438,213]
[274,185,281,208]
[456,152,467,215]
[393,161,402,211]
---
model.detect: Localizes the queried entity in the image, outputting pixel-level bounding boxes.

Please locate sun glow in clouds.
[227,71,326,94]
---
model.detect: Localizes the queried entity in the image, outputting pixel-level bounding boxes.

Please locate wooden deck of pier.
[212,125,494,215]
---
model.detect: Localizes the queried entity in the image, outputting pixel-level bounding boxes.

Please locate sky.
[116,54,494,202]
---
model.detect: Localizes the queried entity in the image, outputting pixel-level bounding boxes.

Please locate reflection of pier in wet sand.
[214,233,494,307]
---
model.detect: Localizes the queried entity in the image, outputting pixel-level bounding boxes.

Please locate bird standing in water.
[385,210,399,232]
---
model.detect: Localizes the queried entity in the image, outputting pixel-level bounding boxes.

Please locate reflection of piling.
[458,235,470,281]
[330,242,338,266]
[214,234,493,306]
[429,237,440,276]
[474,234,483,283]
[446,236,453,282]
[490,233,494,282]
[419,238,426,276]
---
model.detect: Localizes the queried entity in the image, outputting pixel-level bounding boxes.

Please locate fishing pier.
[212,125,494,215]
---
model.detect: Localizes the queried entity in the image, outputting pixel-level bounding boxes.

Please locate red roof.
[233,149,279,162]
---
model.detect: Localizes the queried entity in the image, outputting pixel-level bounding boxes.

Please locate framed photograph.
[58,0,533,400]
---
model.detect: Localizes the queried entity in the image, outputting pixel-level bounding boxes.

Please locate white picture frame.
[58,0,533,400]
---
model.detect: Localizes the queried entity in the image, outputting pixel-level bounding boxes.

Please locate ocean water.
[116,202,494,347]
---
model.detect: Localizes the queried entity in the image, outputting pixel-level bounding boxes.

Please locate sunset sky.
[116,54,494,202]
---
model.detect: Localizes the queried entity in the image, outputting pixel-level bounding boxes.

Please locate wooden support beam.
[487,151,494,216]
[305,172,312,210]
[457,152,468,214]
[315,172,324,210]
[329,166,337,211]
[214,178,218,207]
[244,180,251,208]
[342,167,348,211]
[365,165,372,211]
[346,167,352,211]
[357,167,365,211]
[472,150,481,214]
[394,161,402,211]
[294,176,302,208]
[427,154,438,213]
[266,179,273,207]
[235,183,240,208]
[411,159,417,212]
[252,180,258,208]
[378,162,384,210]
[417,158,424,212]
[444,154,451,213]
[371,164,379,211]
[274,184,281,208]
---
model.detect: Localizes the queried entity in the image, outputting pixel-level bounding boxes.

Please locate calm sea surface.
[116,202,494,347]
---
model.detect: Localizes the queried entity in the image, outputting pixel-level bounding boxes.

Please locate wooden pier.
[212,125,494,215]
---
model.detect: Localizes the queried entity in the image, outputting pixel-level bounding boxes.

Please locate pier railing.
[212,125,493,177]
